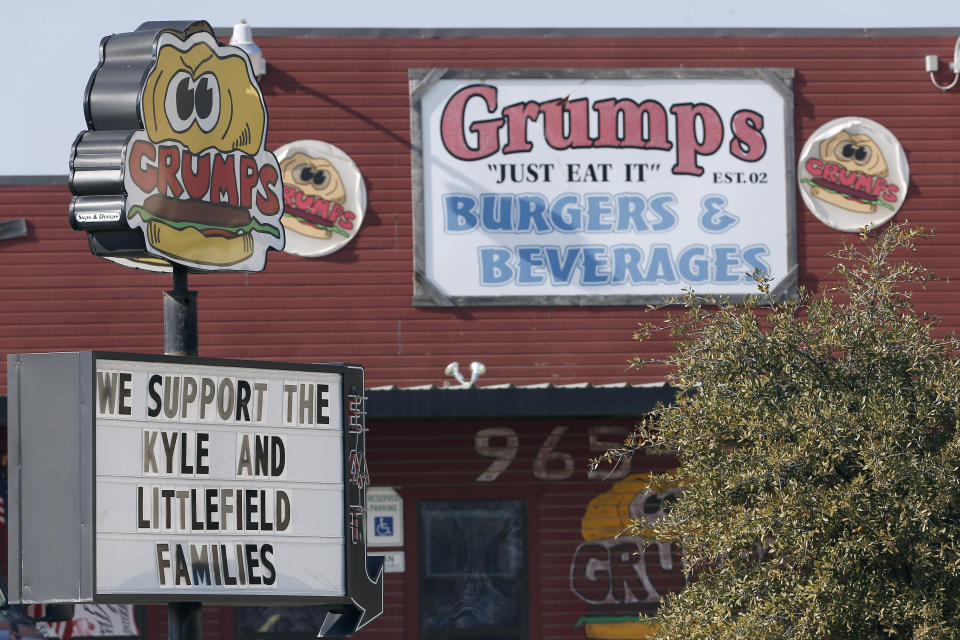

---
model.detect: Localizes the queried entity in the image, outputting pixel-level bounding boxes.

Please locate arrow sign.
[352,554,385,631]
[318,367,385,637]
[318,555,384,637]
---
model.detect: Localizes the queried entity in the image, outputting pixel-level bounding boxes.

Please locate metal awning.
[365,382,675,421]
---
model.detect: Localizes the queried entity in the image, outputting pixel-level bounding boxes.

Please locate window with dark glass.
[418,499,528,640]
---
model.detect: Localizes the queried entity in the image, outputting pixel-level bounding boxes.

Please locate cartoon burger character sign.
[798,117,909,232]
[121,25,284,270]
[571,474,684,639]
[274,140,366,257]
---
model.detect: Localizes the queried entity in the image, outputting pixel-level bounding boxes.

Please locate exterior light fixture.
[445,361,487,387]
[230,19,266,80]
[924,36,960,91]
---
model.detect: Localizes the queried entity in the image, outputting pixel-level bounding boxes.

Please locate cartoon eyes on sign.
[164,72,220,134]
[291,160,345,199]
[273,141,367,257]
[835,140,872,165]
[798,117,909,233]
[141,37,265,155]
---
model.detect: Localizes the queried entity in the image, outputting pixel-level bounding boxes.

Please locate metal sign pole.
[164,264,200,640]
[164,265,198,357]
[168,602,202,640]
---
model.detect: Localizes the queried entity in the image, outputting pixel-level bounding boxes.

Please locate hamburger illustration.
[128,194,281,267]
[571,474,683,639]
[803,130,896,214]
[120,24,284,271]
[797,117,911,234]
[274,140,367,258]
[280,152,347,239]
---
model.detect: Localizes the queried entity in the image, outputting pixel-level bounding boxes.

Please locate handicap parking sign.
[366,487,403,547]
[375,516,394,537]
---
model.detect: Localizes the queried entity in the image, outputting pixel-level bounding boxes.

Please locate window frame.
[404,486,543,640]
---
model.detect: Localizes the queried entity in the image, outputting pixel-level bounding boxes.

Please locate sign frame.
[8,351,382,621]
[410,67,798,307]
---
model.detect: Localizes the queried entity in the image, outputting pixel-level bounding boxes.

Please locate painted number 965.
[473,426,638,482]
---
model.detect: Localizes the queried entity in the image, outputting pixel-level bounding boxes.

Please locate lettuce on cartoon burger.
[129,194,281,266]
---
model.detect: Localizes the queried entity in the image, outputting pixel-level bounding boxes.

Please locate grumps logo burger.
[570,474,683,639]
[274,140,366,258]
[122,26,284,271]
[798,117,909,233]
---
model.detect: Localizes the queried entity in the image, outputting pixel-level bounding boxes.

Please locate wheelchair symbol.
[375,516,394,537]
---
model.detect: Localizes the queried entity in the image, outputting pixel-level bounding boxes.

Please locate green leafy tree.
[599,224,960,639]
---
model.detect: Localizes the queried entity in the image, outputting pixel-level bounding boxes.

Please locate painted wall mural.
[571,473,683,639]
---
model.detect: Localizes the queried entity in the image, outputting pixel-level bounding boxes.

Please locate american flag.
[29,604,139,639]
[26,606,73,640]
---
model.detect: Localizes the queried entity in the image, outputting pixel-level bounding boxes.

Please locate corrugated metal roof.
[367,380,667,391]
[365,381,676,420]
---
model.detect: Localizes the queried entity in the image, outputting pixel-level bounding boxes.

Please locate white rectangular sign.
[94,359,344,597]
[382,551,405,573]
[366,487,403,547]
[412,69,796,305]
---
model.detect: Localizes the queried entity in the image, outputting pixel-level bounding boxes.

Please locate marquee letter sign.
[8,352,382,635]
[69,21,284,273]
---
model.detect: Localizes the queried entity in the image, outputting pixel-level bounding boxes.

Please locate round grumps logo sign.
[274,140,366,257]
[122,27,284,271]
[798,117,909,232]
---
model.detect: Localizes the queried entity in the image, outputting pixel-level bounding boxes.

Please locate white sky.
[4,0,960,175]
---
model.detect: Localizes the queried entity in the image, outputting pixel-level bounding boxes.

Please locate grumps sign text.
[411,68,797,306]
